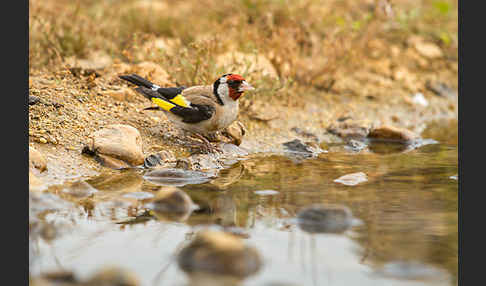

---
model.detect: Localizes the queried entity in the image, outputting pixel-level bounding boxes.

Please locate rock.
[175,158,192,170]
[29,147,47,172]
[413,40,443,59]
[143,154,164,168]
[144,150,176,168]
[411,93,429,107]
[216,51,278,79]
[29,95,41,105]
[297,204,356,234]
[85,124,144,166]
[327,122,370,139]
[85,266,140,286]
[368,125,419,142]
[290,127,319,142]
[334,172,368,186]
[177,230,262,278]
[147,187,196,221]
[344,139,367,152]
[143,168,212,186]
[254,190,279,196]
[283,139,313,154]
[425,80,457,97]
[222,121,246,146]
[29,171,46,192]
[95,153,132,169]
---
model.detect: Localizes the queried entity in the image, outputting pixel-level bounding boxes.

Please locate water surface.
[30,119,458,286]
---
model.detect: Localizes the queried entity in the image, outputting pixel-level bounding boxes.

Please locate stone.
[85,266,140,286]
[29,95,41,105]
[95,153,132,169]
[177,230,262,278]
[368,125,419,142]
[414,41,443,59]
[297,204,355,234]
[222,121,246,146]
[29,147,47,172]
[147,187,196,221]
[334,172,368,186]
[143,168,212,186]
[327,122,370,139]
[86,124,144,166]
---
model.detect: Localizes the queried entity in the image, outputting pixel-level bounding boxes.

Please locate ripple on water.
[143,168,213,186]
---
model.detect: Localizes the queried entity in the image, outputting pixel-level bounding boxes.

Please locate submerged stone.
[334,172,368,186]
[178,230,262,279]
[146,187,196,221]
[143,168,212,186]
[85,266,140,286]
[297,204,355,234]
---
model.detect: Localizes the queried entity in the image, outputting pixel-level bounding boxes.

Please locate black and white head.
[213,74,254,105]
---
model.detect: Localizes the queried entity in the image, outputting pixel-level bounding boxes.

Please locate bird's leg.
[193,133,222,154]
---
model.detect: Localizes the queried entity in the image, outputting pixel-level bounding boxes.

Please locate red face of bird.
[217,74,255,101]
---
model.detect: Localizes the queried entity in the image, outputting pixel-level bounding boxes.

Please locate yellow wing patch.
[170,94,190,108]
[151,97,175,111]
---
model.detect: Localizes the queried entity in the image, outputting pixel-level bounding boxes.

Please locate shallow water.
[30,119,458,286]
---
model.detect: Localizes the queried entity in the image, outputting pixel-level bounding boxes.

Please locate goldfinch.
[119,73,254,152]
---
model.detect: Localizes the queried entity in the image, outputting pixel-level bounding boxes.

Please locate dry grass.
[29,0,457,86]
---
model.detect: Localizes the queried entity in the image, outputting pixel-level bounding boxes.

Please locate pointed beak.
[239,80,255,92]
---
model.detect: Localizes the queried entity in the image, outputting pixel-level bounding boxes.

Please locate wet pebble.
[327,121,370,139]
[297,204,356,234]
[254,190,280,196]
[367,125,419,143]
[344,139,367,152]
[143,168,213,186]
[145,187,196,221]
[334,172,368,186]
[85,266,140,286]
[29,95,41,105]
[177,230,262,278]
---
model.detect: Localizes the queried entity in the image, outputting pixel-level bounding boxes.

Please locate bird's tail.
[134,86,177,112]
[119,74,156,89]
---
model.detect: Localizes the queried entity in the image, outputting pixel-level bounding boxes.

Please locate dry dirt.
[29,35,458,186]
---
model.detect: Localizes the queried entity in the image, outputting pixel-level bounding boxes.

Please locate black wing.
[134,87,214,124]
